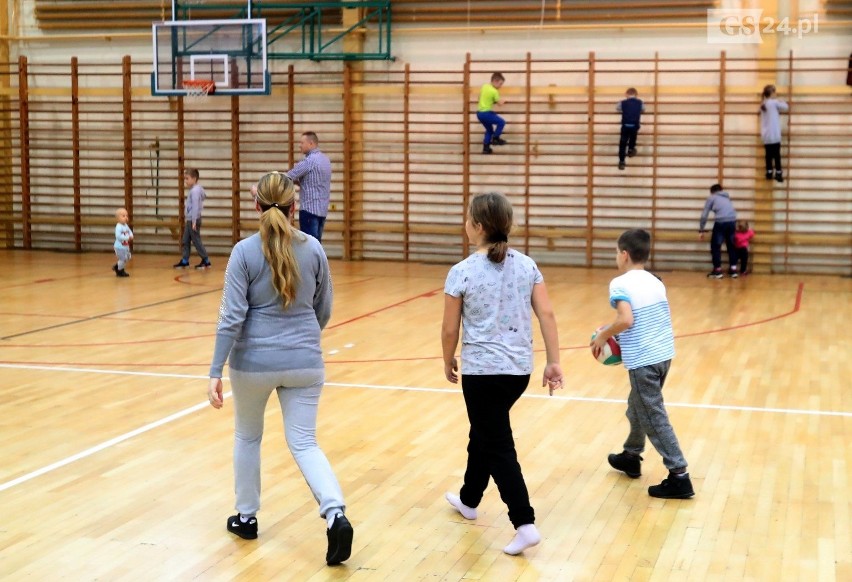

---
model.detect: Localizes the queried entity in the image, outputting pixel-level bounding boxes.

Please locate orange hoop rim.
[183,79,216,94]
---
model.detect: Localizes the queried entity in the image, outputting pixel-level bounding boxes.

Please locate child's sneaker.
[627,147,637,157]
[618,161,626,170]
[195,260,212,270]
[607,452,642,478]
[648,472,694,499]
[775,171,784,183]
[227,514,258,539]
[112,264,118,273]
[482,145,493,154]
[765,170,773,180]
[173,260,189,268]
[729,267,738,279]
[491,137,507,146]
[706,269,723,279]
[116,269,130,278]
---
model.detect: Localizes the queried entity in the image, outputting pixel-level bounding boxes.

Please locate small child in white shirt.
[113,207,133,277]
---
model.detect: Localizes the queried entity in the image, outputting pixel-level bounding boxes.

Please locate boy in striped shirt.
[591,229,694,499]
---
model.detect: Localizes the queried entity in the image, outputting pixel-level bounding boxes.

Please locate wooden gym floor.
[0,250,849,581]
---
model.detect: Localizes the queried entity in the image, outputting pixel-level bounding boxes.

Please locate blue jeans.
[476,110,505,146]
[299,210,326,242]
[710,221,737,270]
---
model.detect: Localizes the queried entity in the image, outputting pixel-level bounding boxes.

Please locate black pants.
[735,247,749,273]
[619,125,639,162]
[710,221,737,270]
[459,374,534,528]
[764,142,782,174]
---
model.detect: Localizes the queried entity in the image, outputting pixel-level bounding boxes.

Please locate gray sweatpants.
[623,360,688,471]
[180,219,208,262]
[229,368,346,519]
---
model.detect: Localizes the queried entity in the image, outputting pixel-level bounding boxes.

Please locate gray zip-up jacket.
[209,232,332,378]
[700,191,737,231]
[760,98,789,144]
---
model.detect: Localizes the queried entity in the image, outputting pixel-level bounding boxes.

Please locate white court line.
[0,363,849,492]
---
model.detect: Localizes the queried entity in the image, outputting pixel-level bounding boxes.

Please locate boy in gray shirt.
[699,183,738,279]
[173,168,211,269]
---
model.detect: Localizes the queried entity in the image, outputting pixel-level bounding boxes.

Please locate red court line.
[0,283,804,366]
[173,273,220,287]
[1,333,216,348]
[0,272,102,290]
[0,311,87,319]
[676,282,804,339]
[326,287,443,330]
[0,360,206,367]
[1,286,444,349]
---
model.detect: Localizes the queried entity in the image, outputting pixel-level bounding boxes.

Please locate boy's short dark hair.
[626,87,638,96]
[617,229,651,264]
[710,183,723,193]
[185,168,200,180]
[491,72,505,83]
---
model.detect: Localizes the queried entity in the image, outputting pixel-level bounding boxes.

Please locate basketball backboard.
[151,18,269,97]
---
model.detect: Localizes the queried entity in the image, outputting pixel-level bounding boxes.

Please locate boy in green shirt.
[477,73,506,154]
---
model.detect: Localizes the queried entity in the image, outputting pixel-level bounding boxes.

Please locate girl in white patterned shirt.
[441,192,563,556]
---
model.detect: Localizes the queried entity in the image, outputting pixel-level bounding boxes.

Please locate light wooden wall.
[0,51,849,274]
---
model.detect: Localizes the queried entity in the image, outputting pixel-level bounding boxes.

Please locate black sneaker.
[227,514,258,540]
[112,263,118,273]
[775,171,784,183]
[765,170,773,180]
[729,268,739,279]
[618,161,626,170]
[326,513,353,566]
[482,145,493,155]
[116,269,130,278]
[608,452,642,478]
[648,473,695,499]
[707,270,723,279]
[173,260,189,268]
[195,260,212,270]
[627,147,637,157]
[491,137,507,146]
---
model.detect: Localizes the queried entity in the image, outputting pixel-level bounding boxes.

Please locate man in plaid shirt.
[286,131,332,242]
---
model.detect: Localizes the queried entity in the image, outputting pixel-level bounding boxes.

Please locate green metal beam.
[175,0,392,61]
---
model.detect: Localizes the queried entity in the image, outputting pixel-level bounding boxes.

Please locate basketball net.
[183,80,215,102]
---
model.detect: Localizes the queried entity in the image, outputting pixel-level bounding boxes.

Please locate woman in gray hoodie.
[207,172,353,566]
[760,84,789,183]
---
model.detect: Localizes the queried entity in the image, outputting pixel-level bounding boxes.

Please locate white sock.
[503,524,541,555]
[445,492,477,520]
[326,511,343,529]
[239,514,254,523]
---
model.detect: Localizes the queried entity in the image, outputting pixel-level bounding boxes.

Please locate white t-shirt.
[445,250,543,375]
[608,269,675,370]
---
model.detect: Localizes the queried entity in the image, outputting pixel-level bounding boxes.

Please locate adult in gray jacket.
[207,171,353,566]
[699,183,739,279]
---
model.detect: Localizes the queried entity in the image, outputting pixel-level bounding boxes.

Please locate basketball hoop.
[183,79,216,102]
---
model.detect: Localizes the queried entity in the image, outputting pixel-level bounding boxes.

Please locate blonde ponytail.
[255,172,302,309]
